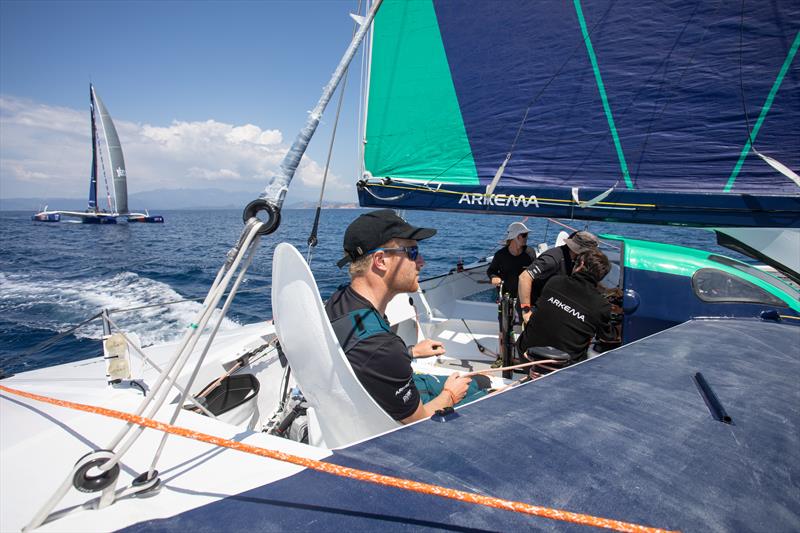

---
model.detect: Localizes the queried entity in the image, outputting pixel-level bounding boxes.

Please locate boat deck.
[122,318,800,532]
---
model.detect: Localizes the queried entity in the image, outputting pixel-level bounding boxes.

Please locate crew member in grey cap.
[518,230,599,324]
[326,209,487,424]
[486,221,536,302]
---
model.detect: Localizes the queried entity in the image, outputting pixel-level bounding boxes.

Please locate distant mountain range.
[0,188,359,211]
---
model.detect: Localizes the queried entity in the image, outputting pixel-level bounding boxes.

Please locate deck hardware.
[432,406,459,422]
[131,470,162,497]
[73,450,120,493]
[694,372,733,424]
[243,198,281,235]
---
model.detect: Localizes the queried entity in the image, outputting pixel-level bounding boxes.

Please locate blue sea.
[0,208,739,376]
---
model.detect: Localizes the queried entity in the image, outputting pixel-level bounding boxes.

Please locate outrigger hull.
[31,212,61,222]
[127,215,164,224]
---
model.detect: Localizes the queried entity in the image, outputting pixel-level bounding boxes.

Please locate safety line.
[366,182,655,208]
[574,0,633,189]
[0,384,676,533]
[724,30,800,192]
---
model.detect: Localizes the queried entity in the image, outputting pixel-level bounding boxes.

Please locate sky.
[0,0,368,204]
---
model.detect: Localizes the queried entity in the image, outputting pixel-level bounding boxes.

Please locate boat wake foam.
[0,271,241,346]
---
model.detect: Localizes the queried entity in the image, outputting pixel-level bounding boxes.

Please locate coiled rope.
[0,384,676,533]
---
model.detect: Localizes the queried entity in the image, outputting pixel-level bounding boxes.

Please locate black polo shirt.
[525,244,574,304]
[517,271,615,357]
[324,285,420,421]
[486,245,536,299]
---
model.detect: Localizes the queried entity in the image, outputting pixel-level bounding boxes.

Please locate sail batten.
[360,0,799,227]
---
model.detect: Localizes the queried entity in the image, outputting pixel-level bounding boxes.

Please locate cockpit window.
[692,268,785,306]
[708,255,799,300]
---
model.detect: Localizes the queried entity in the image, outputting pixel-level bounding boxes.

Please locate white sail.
[91,87,129,215]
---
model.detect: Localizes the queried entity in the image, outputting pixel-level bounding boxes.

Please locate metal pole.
[244,0,384,235]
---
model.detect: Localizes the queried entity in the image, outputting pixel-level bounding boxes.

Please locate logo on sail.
[116,167,126,178]
[457,193,539,208]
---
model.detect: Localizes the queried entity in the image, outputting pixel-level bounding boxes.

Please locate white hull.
[1,258,506,532]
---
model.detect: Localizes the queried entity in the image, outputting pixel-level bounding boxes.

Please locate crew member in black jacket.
[518,230,599,325]
[517,248,617,360]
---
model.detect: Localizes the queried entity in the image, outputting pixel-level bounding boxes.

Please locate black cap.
[337,209,436,268]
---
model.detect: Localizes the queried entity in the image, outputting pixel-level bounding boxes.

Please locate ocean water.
[0,208,738,375]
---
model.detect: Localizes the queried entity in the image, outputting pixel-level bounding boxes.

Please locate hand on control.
[412,339,446,358]
[443,373,472,405]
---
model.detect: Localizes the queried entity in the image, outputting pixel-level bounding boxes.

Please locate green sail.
[364,0,478,185]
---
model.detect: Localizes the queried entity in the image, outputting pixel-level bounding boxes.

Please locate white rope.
[99,220,263,474]
[147,230,262,476]
[571,182,617,208]
[485,152,511,196]
[755,150,800,187]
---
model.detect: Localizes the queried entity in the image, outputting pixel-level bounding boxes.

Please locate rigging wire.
[405,2,620,190]
[306,0,364,265]
[96,221,264,477]
[626,0,720,188]
[16,311,104,360]
[146,231,263,479]
[357,0,370,180]
[545,217,621,251]
[8,274,350,365]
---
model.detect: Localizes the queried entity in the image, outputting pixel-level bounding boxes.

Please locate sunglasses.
[518,233,529,239]
[368,245,420,261]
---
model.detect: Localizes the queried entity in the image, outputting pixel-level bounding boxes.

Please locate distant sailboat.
[31,84,163,224]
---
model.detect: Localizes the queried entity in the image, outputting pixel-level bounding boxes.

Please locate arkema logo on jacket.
[547,296,585,322]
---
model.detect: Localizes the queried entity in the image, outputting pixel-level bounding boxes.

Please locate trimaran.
[3,1,799,531]
[31,84,163,225]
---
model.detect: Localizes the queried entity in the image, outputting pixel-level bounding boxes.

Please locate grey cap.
[565,231,599,254]
[503,221,530,241]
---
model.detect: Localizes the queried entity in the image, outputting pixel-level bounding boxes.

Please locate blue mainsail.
[359,0,800,227]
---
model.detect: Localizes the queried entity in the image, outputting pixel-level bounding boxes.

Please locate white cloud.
[0,95,349,199]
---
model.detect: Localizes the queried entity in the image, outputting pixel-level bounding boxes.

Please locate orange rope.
[0,384,676,533]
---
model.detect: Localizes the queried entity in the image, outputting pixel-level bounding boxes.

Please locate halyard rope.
[0,384,677,533]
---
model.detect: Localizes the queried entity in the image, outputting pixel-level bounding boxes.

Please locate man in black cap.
[517,230,599,324]
[326,209,475,424]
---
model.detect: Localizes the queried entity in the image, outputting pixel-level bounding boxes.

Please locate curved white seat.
[271,243,400,449]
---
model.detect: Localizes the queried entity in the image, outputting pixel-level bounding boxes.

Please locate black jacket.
[517,271,615,357]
